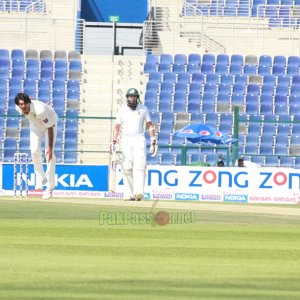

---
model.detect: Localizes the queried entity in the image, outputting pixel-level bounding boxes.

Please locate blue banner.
[2,164,108,191]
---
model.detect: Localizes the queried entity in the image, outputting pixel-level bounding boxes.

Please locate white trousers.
[30,124,57,190]
[121,135,146,199]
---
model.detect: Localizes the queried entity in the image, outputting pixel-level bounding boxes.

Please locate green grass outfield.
[0,198,299,300]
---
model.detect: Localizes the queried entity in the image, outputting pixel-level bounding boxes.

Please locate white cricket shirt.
[115,104,151,136]
[16,100,58,131]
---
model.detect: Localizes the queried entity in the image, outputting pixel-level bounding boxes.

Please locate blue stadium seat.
[220,74,234,85]
[259,55,272,67]
[158,63,171,73]
[274,55,287,67]
[67,80,79,91]
[280,156,294,167]
[245,102,258,114]
[244,64,257,75]
[38,79,51,92]
[0,49,9,60]
[191,73,204,84]
[69,61,82,72]
[272,65,285,75]
[0,59,10,79]
[63,151,77,164]
[215,64,228,75]
[187,102,201,113]
[177,73,190,84]
[146,81,159,93]
[234,74,247,85]
[288,56,300,67]
[67,89,80,100]
[52,89,65,100]
[247,83,260,95]
[11,49,24,61]
[9,78,22,90]
[206,73,219,84]
[287,65,299,76]
[231,92,244,105]
[231,54,244,66]
[146,54,159,64]
[202,53,215,65]
[157,131,170,144]
[53,79,65,91]
[261,85,274,95]
[189,82,202,93]
[187,63,200,73]
[263,74,276,85]
[188,91,201,103]
[201,63,214,74]
[175,82,188,94]
[173,91,186,104]
[203,82,217,94]
[202,102,215,113]
[163,72,176,83]
[11,68,23,79]
[217,54,230,66]
[38,90,51,103]
[147,153,160,165]
[12,59,25,72]
[160,82,173,93]
[173,101,186,112]
[290,84,300,96]
[289,94,299,105]
[144,91,157,105]
[3,138,17,162]
[258,64,271,75]
[274,94,287,105]
[160,54,173,65]
[158,101,171,112]
[265,156,279,167]
[174,54,187,65]
[233,83,245,94]
[173,64,185,73]
[160,153,175,165]
[148,72,161,83]
[55,69,67,81]
[188,53,201,65]
[289,104,300,116]
[249,155,265,166]
[40,59,53,72]
[218,83,231,95]
[260,144,274,155]
[149,111,160,124]
[144,62,157,73]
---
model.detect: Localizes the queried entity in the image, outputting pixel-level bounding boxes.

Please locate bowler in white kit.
[111,88,157,201]
[15,93,58,200]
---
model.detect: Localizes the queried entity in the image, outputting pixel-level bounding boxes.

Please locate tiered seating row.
[184,0,300,28]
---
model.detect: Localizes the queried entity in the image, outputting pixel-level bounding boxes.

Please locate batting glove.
[110,139,117,154]
[150,137,158,157]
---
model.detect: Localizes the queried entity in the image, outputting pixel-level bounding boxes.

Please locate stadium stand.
[0,48,81,163]
[143,52,300,166]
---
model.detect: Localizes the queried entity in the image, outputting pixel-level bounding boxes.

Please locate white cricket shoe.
[135,193,144,201]
[42,189,53,200]
[35,177,47,190]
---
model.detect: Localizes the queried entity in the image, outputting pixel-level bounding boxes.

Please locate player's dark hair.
[14,93,31,105]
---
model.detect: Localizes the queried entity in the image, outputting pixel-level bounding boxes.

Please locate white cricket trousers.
[121,135,146,199]
[30,123,57,190]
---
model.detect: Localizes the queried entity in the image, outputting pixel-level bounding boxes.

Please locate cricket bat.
[109,150,117,192]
